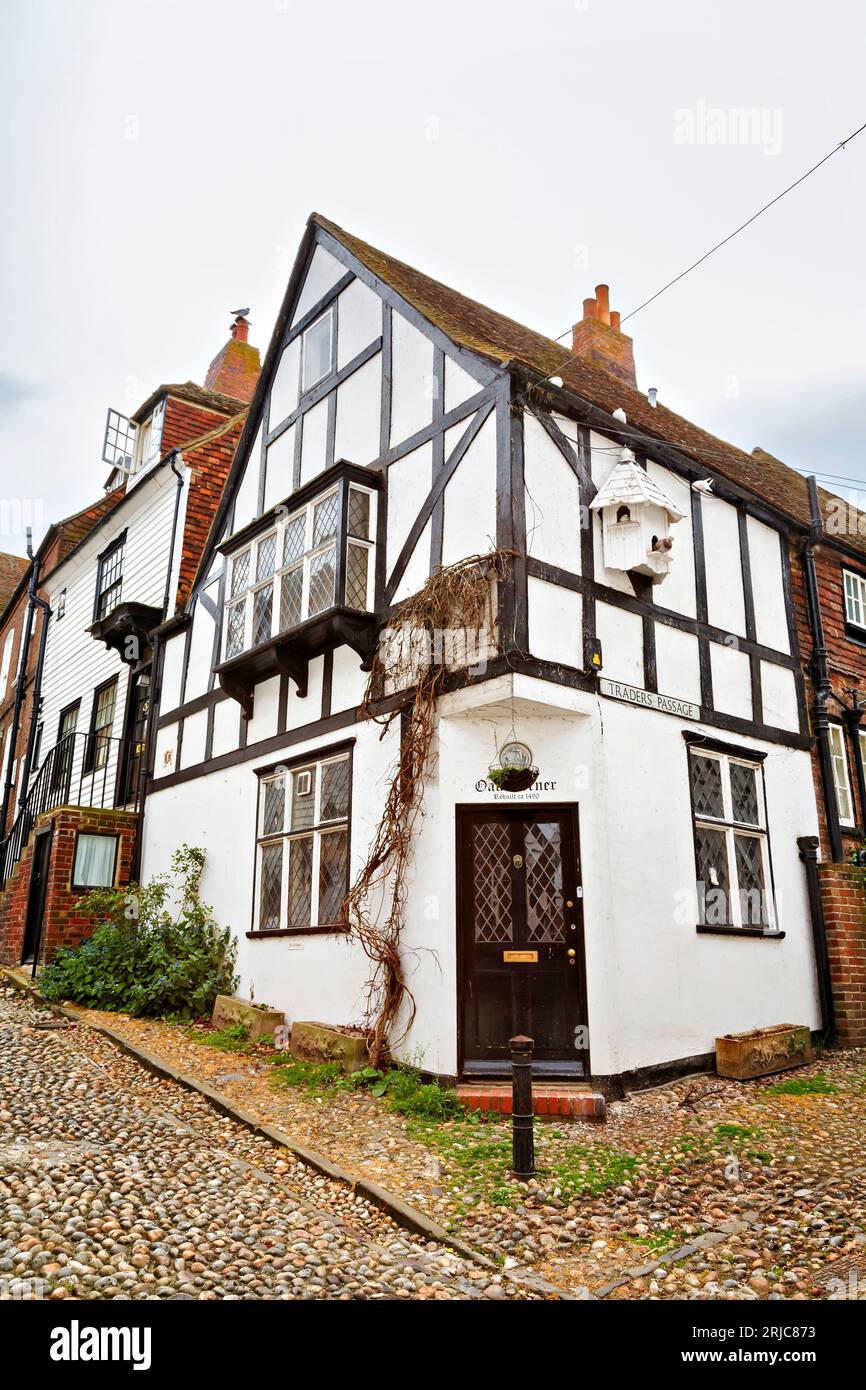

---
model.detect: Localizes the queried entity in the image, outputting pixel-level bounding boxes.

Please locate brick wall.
[817,861,866,1046]
[0,806,137,965]
[788,537,866,858]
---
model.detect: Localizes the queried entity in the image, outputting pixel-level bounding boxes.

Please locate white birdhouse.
[590,449,684,582]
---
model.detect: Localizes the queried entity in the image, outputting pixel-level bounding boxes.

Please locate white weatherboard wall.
[40,468,183,765]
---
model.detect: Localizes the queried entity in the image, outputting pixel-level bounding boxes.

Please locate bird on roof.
[231,307,250,319]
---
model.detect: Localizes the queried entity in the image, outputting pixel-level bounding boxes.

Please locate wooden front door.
[21,825,53,966]
[458,806,588,1076]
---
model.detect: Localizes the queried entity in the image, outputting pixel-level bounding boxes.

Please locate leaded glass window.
[254,751,351,931]
[689,748,775,931]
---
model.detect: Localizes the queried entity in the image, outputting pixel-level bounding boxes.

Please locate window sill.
[843,622,866,647]
[696,924,785,940]
[246,924,349,939]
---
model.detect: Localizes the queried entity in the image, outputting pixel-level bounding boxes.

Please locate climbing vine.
[341,549,510,1066]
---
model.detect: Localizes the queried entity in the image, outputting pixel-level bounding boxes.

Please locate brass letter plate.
[503,950,538,963]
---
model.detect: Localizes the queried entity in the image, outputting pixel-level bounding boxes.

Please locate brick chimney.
[204,314,261,403]
[571,285,636,386]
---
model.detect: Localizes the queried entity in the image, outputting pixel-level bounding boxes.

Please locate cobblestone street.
[0,987,534,1301]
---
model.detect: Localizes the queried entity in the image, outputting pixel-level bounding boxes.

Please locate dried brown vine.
[341,549,510,1066]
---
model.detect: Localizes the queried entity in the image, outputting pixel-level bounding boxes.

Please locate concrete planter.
[290,1020,369,1073]
[715,1024,812,1080]
[211,995,285,1041]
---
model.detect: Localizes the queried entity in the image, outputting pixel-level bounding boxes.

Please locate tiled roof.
[313,213,855,552]
[0,552,28,612]
[132,380,249,425]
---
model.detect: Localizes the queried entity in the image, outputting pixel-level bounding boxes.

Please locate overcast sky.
[1,0,864,555]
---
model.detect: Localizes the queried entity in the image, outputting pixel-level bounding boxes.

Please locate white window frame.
[829,722,855,826]
[222,482,377,660]
[0,629,15,698]
[844,569,866,631]
[254,750,351,933]
[690,748,777,931]
[134,399,165,474]
[301,308,335,394]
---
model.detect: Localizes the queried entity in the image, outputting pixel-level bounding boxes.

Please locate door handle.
[567,948,576,962]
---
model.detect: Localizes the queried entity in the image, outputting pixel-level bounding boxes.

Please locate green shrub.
[39,845,237,1019]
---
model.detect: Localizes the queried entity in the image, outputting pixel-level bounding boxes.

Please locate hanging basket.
[487,765,539,793]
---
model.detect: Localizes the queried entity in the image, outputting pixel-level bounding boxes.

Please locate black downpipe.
[162,454,185,618]
[802,476,844,862]
[1,538,41,834]
[19,589,51,810]
[798,835,835,1041]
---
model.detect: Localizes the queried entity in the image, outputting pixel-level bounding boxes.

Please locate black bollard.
[509,1034,535,1178]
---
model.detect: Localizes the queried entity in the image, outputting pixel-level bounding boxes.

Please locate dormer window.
[223,476,377,662]
[301,308,335,393]
[135,399,165,474]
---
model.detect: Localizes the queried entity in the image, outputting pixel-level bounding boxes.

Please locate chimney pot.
[231,316,250,343]
[595,284,610,325]
[610,310,621,331]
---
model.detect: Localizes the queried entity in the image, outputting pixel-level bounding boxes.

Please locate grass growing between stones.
[761,1072,838,1098]
[268,1056,466,1121]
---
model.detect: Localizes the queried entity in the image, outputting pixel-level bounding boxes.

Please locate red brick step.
[456,1082,605,1121]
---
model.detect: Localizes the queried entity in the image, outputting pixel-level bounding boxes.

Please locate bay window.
[223,478,376,660]
[689,746,776,931]
[254,748,351,933]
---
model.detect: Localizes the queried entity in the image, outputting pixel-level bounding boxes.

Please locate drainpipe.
[797,835,834,1041]
[802,476,844,862]
[19,580,52,811]
[1,532,41,833]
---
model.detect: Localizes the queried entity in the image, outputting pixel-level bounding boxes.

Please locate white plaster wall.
[595,601,643,687]
[179,709,208,770]
[264,425,295,511]
[268,338,300,432]
[232,442,261,536]
[761,660,800,732]
[710,640,753,721]
[441,414,497,566]
[386,440,432,578]
[330,645,366,713]
[299,397,329,485]
[528,577,582,667]
[334,353,381,467]
[523,414,581,572]
[655,622,702,706]
[748,516,791,654]
[246,676,280,746]
[444,354,481,412]
[702,495,746,636]
[337,278,382,369]
[160,631,186,714]
[389,313,433,447]
[291,245,345,326]
[183,581,219,703]
[392,520,431,605]
[211,697,240,758]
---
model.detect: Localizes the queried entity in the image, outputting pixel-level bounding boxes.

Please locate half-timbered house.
[140,215,823,1092]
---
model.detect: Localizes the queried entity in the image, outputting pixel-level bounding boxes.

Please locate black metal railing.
[0,730,138,888]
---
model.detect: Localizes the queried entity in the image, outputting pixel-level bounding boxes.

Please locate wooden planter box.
[211,995,285,1041]
[290,1020,369,1073]
[715,1024,812,1080]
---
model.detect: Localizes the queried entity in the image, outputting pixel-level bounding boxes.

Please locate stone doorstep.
[456,1082,606,1121]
